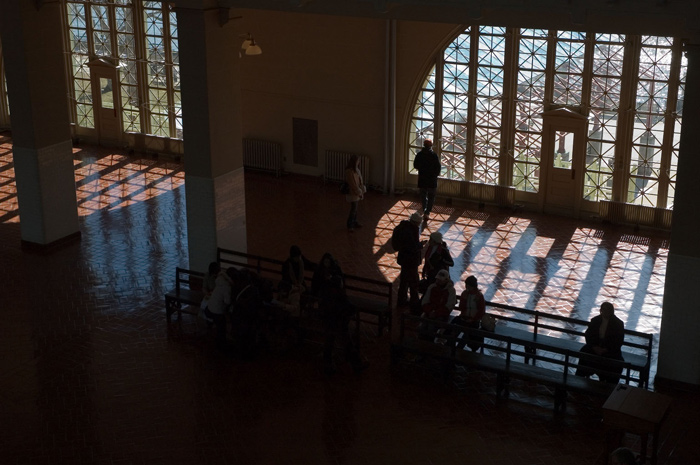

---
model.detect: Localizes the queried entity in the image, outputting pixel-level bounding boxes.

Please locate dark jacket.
[422,241,454,281]
[584,314,625,358]
[396,220,422,268]
[413,147,441,188]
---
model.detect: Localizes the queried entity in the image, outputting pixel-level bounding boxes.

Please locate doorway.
[89,59,122,146]
[540,108,588,216]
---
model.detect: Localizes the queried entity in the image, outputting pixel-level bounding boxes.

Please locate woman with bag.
[345,155,366,232]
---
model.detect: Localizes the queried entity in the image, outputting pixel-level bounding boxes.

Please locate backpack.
[391,220,413,252]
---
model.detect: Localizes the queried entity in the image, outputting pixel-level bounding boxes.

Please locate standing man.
[393,212,424,311]
[413,139,441,223]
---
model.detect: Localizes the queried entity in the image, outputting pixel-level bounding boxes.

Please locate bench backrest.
[175,267,204,295]
[455,297,653,359]
[398,313,637,385]
[217,247,392,305]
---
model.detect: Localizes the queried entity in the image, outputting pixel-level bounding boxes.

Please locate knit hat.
[465,275,478,288]
[430,232,443,243]
[410,212,423,224]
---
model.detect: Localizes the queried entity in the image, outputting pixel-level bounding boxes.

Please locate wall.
[238,9,458,188]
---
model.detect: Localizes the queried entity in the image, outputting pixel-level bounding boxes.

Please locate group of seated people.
[199,246,367,374]
[403,221,628,383]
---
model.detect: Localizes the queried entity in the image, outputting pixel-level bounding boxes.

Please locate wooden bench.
[481,302,654,388]
[344,274,393,336]
[217,247,393,336]
[165,267,205,323]
[392,314,634,413]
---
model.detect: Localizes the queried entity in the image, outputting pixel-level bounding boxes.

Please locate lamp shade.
[245,40,262,55]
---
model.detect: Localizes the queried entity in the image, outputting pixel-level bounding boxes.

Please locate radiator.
[242,139,283,177]
[324,150,370,184]
[599,200,673,229]
[436,179,515,207]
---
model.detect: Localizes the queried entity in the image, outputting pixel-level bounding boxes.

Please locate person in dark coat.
[313,253,367,375]
[396,212,424,311]
[576,301,626,383]
[421,231,454,288]
[413,139,441,222]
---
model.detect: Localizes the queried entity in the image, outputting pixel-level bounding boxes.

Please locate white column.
[656,43,700,388]
[177,5,246,272]
[0,0,79,246]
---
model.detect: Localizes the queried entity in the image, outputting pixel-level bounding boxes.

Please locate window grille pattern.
[66,1,94,128]
[472,26,505,184]
[553,31,586,106]
[91,3,112,57]
[513,29,548,193]
[64,1,181,139]
[409,26,685,212]
[408,65,437,173]
[628,36,674,207]
[440,31,470,181]
[584,34,625,202]
[116,1,140,133]
[667,53,686,208]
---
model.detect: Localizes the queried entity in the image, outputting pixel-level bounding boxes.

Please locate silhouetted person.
[576,302,625,383]
[413,139,441,222]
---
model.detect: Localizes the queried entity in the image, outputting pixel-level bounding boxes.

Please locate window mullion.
[657,39,684,209]
[435,56,444,174]
[499,28,518,187]
[612,36,640,203]
[466,28,478,181]
[134,1,149,135]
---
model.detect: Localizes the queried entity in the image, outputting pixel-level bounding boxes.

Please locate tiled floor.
[1,134,698,465]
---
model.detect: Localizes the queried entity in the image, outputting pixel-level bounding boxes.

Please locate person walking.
[345,155,366,232]
[413,139,441,223]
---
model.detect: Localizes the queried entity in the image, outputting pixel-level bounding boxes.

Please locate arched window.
[408,26,685,210]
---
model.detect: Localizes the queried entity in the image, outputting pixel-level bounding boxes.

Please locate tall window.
[409,26,685,211]
[628,36,674,207]
[66,1,93,128]
[64,0,182,139]
[513,29,548,193]
[584,33,625,202]
[439,30,470,180]
[473,26,506,184]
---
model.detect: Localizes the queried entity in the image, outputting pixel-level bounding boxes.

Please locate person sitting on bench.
[418,270,456,342]
[576,301,625,383]
[450,275,486,351]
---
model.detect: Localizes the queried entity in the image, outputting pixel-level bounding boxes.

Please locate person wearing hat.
[418,269,456,341]
[450,275,486,351]
[421,231,454,289]
[394,211,424,309]
[413,139,441,223]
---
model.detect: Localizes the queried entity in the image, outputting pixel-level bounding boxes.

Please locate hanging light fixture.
[241,33,262,56]
[245,38,262,56]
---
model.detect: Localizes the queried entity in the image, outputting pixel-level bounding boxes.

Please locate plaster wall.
[238,9,456,187]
